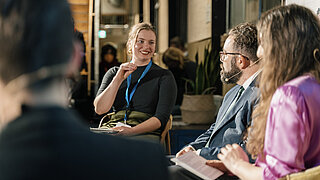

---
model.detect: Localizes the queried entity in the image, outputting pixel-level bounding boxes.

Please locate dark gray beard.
[220,58,242,84]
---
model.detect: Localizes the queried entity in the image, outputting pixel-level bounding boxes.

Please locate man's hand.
[176,146,195,157]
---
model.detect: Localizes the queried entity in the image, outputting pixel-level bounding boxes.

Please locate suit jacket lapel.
[215,85,241,123]
[212,80,256,134]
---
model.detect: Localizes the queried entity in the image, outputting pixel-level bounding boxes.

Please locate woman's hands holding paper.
[217,144,249,175]
[112,122,134,136]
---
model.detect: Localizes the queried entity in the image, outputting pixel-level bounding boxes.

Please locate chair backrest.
[160,115,173,154]
[278,165,320,180]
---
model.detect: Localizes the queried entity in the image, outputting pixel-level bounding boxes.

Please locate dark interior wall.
[212,0,226,95]
[212,0,226,50]
[139,0,143,22]
[139,0,157,27]
[169,0,188,46]
[150,0,156,26]
[139,0,187,47]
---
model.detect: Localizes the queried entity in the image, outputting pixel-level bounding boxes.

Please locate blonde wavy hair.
[126,22,156,56]
[246,4,320,158]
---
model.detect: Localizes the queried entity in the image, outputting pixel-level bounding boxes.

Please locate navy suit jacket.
[189,79,259,160]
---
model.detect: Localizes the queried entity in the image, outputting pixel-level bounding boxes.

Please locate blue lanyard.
[124,60,152,123]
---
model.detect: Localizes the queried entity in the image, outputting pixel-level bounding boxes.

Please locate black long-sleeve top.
[97,63,177,130]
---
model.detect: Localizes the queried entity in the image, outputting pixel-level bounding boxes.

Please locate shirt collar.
[242,69,262,90]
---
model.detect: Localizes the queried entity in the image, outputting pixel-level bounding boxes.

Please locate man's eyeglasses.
[219,51,248,62]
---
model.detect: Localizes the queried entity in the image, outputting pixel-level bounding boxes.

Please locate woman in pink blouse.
[207,4,320,180]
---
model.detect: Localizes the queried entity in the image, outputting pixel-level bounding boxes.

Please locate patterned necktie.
[235,86,244,101]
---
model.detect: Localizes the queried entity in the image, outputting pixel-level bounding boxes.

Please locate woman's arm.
[94,63,137,114]
[94,75,123,114]
[217,144,263,180]
[153,70,177,128]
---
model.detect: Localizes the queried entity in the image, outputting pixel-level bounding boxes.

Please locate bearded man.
[169,22,261,180]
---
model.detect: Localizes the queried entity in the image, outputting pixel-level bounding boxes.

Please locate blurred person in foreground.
[208,4,320,180]
[0,0,168,179]
[67,29,92,121]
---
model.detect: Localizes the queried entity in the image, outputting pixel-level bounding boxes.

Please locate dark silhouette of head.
[170,36,185,51]
[0,0,73,88]
[101,44,117,63]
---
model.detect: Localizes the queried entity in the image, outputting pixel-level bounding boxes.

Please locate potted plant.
[180,45,220,124]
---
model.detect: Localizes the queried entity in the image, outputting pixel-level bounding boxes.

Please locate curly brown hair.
[246,4,320,158]
[229,22,258,62]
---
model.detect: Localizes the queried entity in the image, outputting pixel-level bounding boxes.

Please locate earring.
[313,48,320,63]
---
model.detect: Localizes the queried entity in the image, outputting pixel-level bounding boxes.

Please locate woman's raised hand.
[115,62,137,81]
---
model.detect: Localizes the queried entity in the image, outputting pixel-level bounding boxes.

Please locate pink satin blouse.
[255,75,320,179]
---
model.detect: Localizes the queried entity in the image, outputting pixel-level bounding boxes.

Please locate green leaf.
[195,63,205,94]
[189,43,221,95]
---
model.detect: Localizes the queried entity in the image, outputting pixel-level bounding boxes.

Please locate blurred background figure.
[74,29,88,72]
[66,29,93,122]
[99,44,121,84]
[162,47,196,115]
[170,36,188,57]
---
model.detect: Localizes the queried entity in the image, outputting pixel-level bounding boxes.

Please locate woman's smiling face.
[132,29,156,62]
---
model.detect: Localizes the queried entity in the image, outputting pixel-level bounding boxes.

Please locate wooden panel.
[75,22,88,32]
[68,0,88,5]
[82,32,88,42]
[73,13,88,22]
[69,0,93,94]
[70,4,89,13]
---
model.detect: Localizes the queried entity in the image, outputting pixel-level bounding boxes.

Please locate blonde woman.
[208,4,320,180]
[94,23,177,142]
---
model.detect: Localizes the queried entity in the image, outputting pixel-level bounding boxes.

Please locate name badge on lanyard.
[124,60,152,124]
